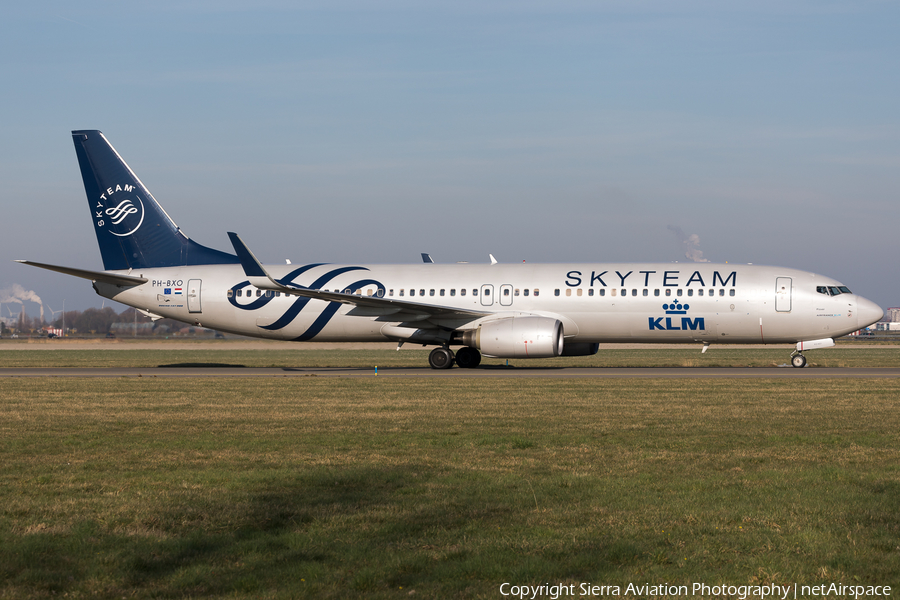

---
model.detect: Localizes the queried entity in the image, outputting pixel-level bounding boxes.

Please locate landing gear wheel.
[791,354,807,368]
[455,346,482,369]
[428,347,455,369]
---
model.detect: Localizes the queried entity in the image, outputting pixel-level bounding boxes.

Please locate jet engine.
[460,316,564,358]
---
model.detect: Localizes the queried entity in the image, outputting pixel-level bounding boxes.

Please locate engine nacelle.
[461,316,564,359]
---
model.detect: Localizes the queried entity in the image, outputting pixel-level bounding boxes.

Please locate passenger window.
[599,289,605,296]
[367,289,373,296]
[698,289,703,297]
[460,289,466,296]
[450,289,456,296]
[235,289,242,297]
[420,289,425,296]
[654,289,659,297]
[523,289,529,297]
[473,289,478,296]
[687,289,693,297]
[399,289,404,297]
[504,288,510,296]
[588,289,594,297]
[643,289,648,297]
[389,289,393,297]
[729,289,735,297]
[631,289,637,296]
[565,289,571,297]
[534,289,540,297]
[514,289,520,296]
[719,289,725,296]
[677,289,682,297]
[665,289,671,297]
[227,289,234,298]
[430,289,435,296]
[611,289,617,297]
[440,289,445,296]
[410,289,415,297]
[256,290,262,297]
[555,289,561,297]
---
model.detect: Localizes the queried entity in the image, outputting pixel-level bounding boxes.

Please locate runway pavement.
[3,366,900,378]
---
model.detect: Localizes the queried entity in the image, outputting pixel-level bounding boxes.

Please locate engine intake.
[461,316,564,358]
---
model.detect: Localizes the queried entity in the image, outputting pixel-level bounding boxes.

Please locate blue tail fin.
[72,130,239,271]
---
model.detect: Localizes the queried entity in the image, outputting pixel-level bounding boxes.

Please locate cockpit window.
[817,285,852,296]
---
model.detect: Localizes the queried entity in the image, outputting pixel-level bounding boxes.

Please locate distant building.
[887,308,900,323]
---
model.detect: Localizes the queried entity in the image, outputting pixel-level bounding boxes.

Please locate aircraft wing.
[227,233,491,321]
[15,260,148,286]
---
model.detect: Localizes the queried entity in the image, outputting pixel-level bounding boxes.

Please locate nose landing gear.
[790,352,807,368]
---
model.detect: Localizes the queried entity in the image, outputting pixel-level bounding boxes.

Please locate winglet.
[227,232,268,278]
[226,232,294,293]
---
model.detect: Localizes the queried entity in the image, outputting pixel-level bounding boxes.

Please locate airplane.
[18,130,884,369]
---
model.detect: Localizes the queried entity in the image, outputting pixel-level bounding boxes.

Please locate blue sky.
[2,1,898,317]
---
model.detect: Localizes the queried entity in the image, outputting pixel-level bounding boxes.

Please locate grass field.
[1,346,900,368]
[1,376,898,598]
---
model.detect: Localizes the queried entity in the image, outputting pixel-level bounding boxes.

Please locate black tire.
[791,354,807,368]
[455,346,481,369]
[428,347,454,369]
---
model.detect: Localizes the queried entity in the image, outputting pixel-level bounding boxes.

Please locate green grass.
[2,346,899,368]
[1,377,899,598]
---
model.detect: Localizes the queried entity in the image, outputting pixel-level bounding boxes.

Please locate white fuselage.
[97,262,878,345]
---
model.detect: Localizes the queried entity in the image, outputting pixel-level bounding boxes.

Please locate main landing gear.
[454,346,481,369]
[427,346,482,369]
[790,351,807,368]
[428,347,454,369]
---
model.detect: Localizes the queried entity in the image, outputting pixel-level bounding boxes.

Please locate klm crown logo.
[650,303,705,331]
[663,302,688,314]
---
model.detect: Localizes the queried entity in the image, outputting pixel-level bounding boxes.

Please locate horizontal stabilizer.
[15,260,148,286]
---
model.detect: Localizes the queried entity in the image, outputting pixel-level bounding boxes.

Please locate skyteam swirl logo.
[106,199,139,224]
[228,264,385,341]
[107,197,145,237]
[93,183,145,237]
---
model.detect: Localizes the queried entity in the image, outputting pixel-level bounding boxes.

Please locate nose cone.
[857,297,884,329]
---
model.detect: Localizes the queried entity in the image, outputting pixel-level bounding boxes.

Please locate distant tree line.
[4,306,209,337]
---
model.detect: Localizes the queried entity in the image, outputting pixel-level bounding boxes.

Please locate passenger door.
[187,279,202,313]
[775,277,792,312]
